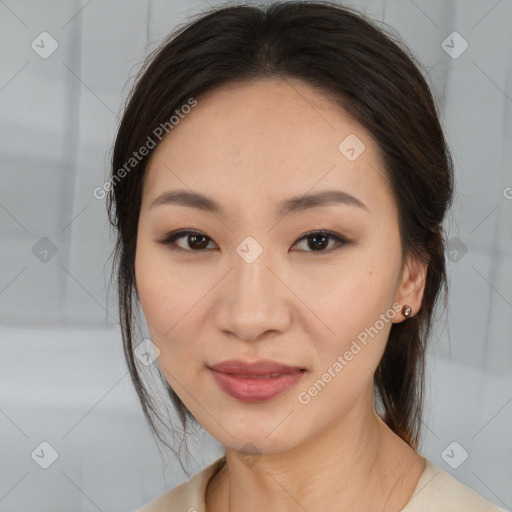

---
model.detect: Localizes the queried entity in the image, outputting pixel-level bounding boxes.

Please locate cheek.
[298,255,397,329]
[135,248,167,331]
[298,253,400,375]
[135,242,191,332]
[134,244,212,373]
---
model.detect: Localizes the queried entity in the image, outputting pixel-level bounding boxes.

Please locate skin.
[135,78,428,512]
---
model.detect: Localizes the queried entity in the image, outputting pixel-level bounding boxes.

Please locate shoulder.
[402,457,508,512]
[134,456,226,512]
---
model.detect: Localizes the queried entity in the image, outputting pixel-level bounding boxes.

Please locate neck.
[206,386,421,512]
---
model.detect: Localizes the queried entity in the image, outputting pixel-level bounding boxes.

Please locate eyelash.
[157,229,349,254]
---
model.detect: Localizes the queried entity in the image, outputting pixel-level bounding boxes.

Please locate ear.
[393,251,428,322]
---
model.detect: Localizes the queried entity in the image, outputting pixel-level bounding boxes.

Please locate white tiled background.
[0,0,511,510]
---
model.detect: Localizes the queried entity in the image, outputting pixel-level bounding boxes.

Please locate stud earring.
[402,305,412,317]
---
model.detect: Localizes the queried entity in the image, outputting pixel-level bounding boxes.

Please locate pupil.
[190,234,209,249]
[309,234,328,250]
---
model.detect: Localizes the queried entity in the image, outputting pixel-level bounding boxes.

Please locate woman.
[107,2,507,511]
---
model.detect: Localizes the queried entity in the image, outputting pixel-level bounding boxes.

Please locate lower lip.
[209,369,305,402]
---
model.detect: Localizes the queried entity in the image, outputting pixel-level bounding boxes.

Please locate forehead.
[142,78,393,215]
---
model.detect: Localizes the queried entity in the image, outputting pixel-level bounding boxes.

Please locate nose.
[215,247,293,342]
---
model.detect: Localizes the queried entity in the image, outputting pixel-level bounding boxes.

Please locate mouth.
[209,359,307,376]
[208,359,307,402]
[221,371,305,378]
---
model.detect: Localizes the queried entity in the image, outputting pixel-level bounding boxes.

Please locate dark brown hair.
[106,0,453,462]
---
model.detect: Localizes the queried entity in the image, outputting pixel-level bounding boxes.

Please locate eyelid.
[157,229,350,253]
[291,230,348,252]
[157,229,217,252]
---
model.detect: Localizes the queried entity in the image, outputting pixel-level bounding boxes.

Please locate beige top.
[135,456,508,512]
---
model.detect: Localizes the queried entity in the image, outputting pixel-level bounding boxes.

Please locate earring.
[402,305,412,317]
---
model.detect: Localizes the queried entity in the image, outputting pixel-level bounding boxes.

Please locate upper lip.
[209,359,306,376]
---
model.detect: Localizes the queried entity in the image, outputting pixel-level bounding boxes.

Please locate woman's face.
[135,78,426,454]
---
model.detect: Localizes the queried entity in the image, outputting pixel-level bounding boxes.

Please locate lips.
[208,359,307,402]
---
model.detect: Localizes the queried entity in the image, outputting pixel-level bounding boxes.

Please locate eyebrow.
[149,189,368,216]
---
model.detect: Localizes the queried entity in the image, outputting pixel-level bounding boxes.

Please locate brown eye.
[158,230,217,252]
[292,231,348,253]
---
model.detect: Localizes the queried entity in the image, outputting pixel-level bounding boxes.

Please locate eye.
[291,230,348,253]
[157,229,217,252]
[158,229,349,254]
